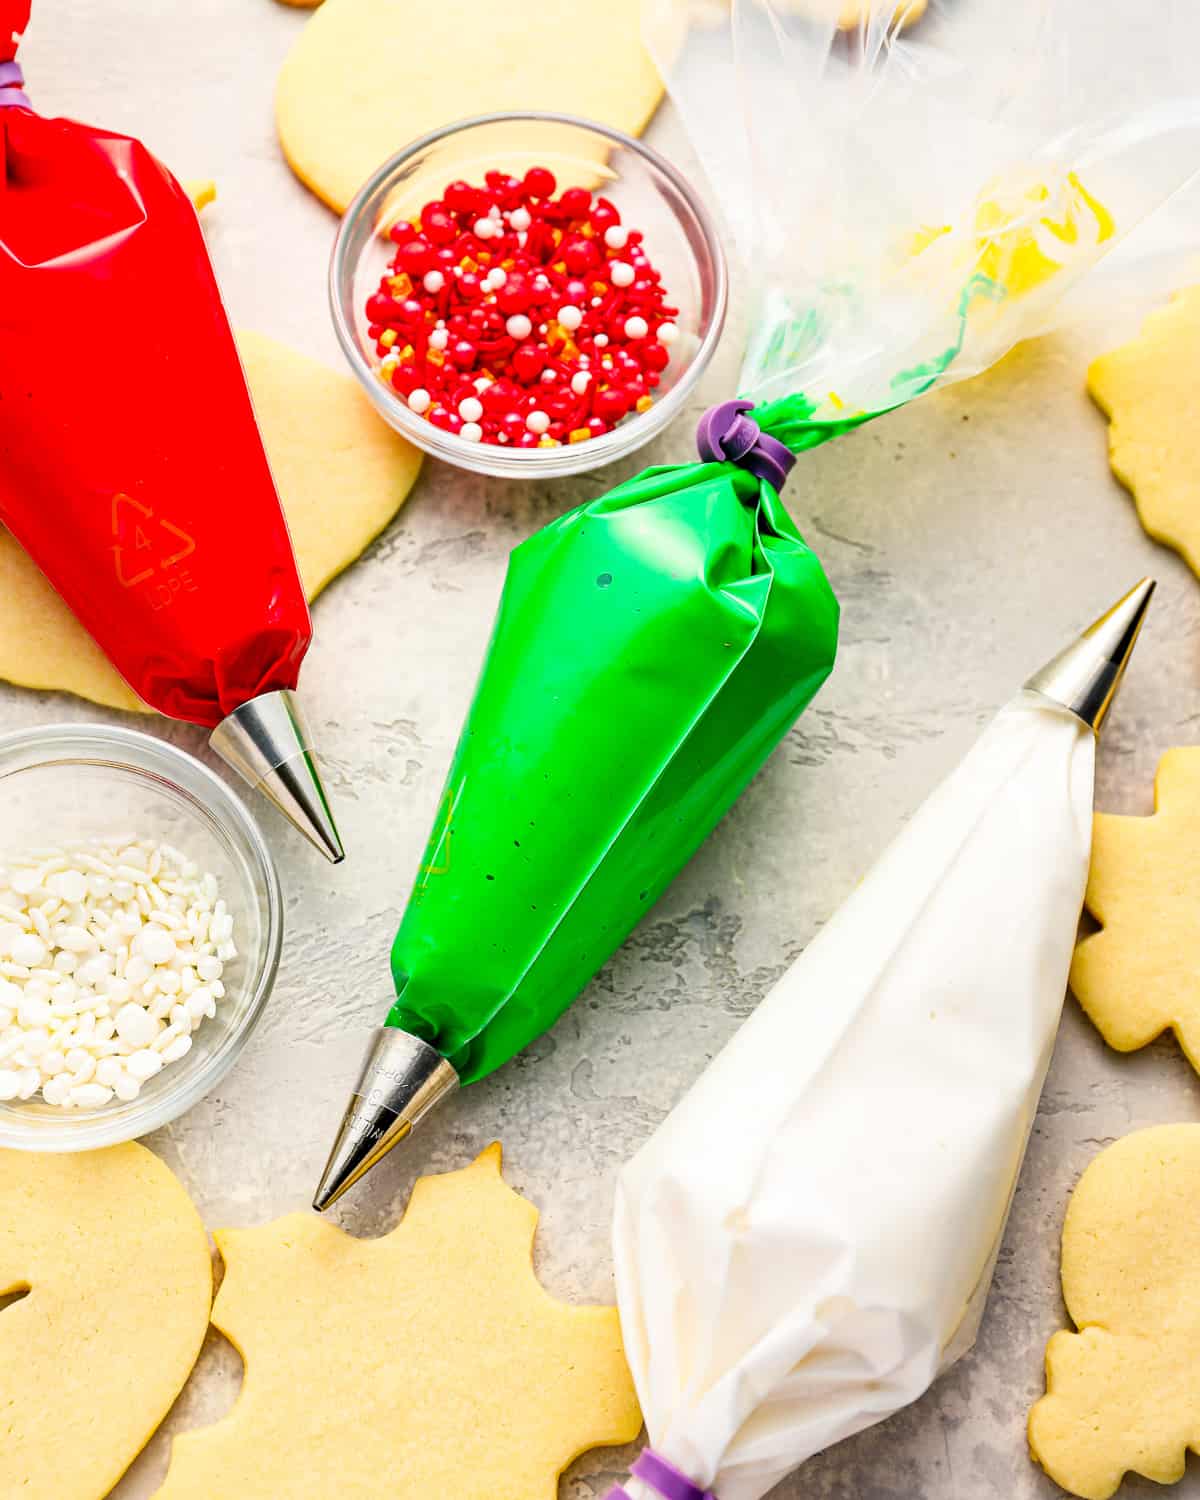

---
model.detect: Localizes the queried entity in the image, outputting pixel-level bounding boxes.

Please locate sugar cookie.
[0,330,422,712]
[156,1144,640,1499]
[275,0,663,214]
[1089,287,1200,577]
[0,1143,212,1500]
[1029,1124,1200,1499]
[1070,747,1200,1067]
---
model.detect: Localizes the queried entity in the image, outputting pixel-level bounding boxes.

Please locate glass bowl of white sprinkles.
[0,723,282,1151]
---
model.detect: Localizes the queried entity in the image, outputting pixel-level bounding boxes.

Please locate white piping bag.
[608,579,1154,1500]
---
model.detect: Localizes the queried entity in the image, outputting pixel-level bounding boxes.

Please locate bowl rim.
[329,108,729,479]
[0,722,284,1151]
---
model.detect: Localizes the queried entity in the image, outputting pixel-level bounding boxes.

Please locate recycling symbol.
[110,492,196,590]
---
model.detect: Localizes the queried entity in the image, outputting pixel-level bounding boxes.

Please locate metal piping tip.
[210,689,344,863]
[313,1027,459,1212]
[1024,577,1155,734]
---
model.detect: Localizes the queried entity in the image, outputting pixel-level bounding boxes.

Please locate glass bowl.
[330,110,728,479]
[0,724,283,1151]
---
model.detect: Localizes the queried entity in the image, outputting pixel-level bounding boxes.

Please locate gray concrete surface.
[8,3,1200,1497]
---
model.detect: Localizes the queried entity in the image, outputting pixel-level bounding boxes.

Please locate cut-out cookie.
[0,329,422,713]
[1029,1124,1200,1499]
[155,1144,640,1499]
[275,0,663,214]
[1089,287,1200,577]
[0,1143,212,1500]
[1070,747,1200,1067]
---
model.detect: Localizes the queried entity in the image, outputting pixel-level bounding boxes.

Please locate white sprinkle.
[422,269,445,293]
[51,870,87,903]
[594,333,609,348]
[557,305,583,332]
[95,1057,123,1088]
[0,1068,19,1100]
[126,1048,163,1081]
[509,207,531,231]
[604,225,629,250]
[21,1028,49,1058]
[428,328,449,351]
[114,1072,141,1102]
[458,396,484,423]
[610,261,636,288]
[137,927,177,966]
[472,216,496,239]
[571,371,591,396]
[505,313,533,341]
[161,1035,192,1065]
[70,1083,113,1109]
[460,422,483,443]
[624,316,649,340]
[115,1003,158,1049]
[10,933,46,968]
[124,955,151,985]
[17,993,50,1028]
[525,410,551,435]
[408,387,432,416]
[657,321,679,346]
[42,1076,70,1106]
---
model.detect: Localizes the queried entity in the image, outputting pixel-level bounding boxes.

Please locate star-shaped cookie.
[155,1144,641,1499]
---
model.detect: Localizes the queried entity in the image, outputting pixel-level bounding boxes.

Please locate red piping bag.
[0,4,342,861]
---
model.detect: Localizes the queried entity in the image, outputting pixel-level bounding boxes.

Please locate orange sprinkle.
[379,329,398,348]
[389,272,414,298]
[568,427,592,444]
[636,395,654,413]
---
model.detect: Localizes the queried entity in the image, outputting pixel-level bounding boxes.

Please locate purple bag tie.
[607,1449,717,1500]
[0,60,29,109]
[696,398,795,494]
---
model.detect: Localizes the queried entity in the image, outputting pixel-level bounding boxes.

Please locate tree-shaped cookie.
[155,1144,641,1499]
[0,1143,212,1500]
[1070,747,1200,1066]
[1029,1124,1200,1498]
[1089,287,1200,577]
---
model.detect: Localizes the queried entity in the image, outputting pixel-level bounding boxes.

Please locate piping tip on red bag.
[211,690,345,865]
[0,5,344,862]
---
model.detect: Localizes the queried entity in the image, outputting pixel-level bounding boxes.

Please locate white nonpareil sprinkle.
[0,836,235,1112]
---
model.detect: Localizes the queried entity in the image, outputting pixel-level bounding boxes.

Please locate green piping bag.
[314,396,846,1209]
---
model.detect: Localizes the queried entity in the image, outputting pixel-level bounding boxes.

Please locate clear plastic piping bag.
[643,0,1200,426]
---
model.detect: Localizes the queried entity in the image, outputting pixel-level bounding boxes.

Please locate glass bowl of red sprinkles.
[330,111,728,478]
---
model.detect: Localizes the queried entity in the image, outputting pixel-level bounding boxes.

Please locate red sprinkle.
[367,168,679,450]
